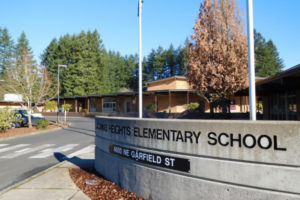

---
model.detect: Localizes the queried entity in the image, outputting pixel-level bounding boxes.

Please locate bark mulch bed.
[0,124,62,139]
[69,168,145,200]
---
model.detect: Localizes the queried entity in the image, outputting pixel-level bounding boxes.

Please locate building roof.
[59,66,300,100]
[236,64,300,96]
[255,64,300,95]
[59,89,199,99]
[60,92,138,99]
[146,76,187,85]
[256,64,300,86]
[0,100,24,103]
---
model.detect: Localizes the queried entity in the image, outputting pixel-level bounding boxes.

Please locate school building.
[2,64,299,120]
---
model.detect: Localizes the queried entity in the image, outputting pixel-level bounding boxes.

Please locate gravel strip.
[69,168,145,200]
[0,125,61,139]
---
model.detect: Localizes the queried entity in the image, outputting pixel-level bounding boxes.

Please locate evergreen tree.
[177,38,190,75]
[254,30,284,77]
[165,44,176,76]
[0,28,14,76]
[153,46,167,79]
[126,54,138,91]
[142,43,189,87]
[102,51,137,93]
[40,38,59,78]
[41,30,106,96]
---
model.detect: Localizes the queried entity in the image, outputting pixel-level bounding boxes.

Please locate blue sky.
[0,0,299,69]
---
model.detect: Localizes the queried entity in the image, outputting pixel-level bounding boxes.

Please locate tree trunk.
[209,103,214,119]
[220,98,231,119]
[27,104,32,128]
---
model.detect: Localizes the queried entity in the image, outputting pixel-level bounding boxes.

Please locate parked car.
[31,112,44,118]
[11,109,45,127]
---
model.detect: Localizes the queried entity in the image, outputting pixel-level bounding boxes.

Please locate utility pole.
[57,64,67,122]
[247,0,256,120]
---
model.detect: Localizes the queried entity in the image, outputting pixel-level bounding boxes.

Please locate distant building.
[52,64,300,121]
[256,64,300,120]
[4,94,23,102]
[57,76,261,115]
[0,94,24,109]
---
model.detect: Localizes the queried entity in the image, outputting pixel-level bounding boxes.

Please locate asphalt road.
[0,117,95,191]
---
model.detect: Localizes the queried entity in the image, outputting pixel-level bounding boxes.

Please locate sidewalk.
[0,151,93,200]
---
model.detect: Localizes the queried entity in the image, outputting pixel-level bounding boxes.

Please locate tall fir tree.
[142,43,189,85]
[125,54,138,91]
[165,44,177,76]
[254,30,284,77]
[0,28,14,77]
[42,30,139,96]
[41,30,107,96]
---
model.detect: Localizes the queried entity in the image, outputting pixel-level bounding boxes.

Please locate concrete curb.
[0,151,93,200]
[0,123,71,142]
[0,159,67,196]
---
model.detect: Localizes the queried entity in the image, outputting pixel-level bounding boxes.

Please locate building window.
[126,101,131,113]
[230,100,236,111]
[103,99,116,112]
[90,98,97,112]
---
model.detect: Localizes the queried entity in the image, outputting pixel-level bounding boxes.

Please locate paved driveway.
[0,117,95,191]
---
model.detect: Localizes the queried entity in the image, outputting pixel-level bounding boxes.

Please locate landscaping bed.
[69,168,145,200]
[0,124,62,139]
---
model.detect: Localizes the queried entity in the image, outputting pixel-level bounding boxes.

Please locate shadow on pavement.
[67,126,95,133]
[62,127,95,138]
[54,152,94,171]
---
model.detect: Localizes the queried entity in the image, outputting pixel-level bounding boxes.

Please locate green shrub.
[145,103,157,112]
[62,104,72,112]
[81,109,88,113]
[37,119,48,130]
[0,108,22,132]
[187,102,199,112]
[45,101,57,112]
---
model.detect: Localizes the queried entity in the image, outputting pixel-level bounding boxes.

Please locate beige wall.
[143,93,207,113]
[147,77,190,91]
[175,79,190,90]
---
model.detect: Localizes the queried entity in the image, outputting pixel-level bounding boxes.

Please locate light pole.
[57,64,67,122]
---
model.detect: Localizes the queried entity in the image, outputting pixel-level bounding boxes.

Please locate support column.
[155,95,158,112]
[168,91,172,113]
[187,91,189,105]
[87,98,90,113]
[100,98,104,112]
[296,90,300,120]
[247,96,249,112]
[75,99,78,113]
[98,98,101,112]
[263,96,269,120]
[240,96,242,112]
[284,91,289,120]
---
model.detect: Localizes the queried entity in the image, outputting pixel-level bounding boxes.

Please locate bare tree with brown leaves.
[1,34,56,128]
[187,0,248,115]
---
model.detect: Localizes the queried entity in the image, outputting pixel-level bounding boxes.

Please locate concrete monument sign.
[95,116,300,200]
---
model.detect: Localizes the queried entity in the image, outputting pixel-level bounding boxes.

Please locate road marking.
[0,144,30,154]
[0,144,55,159]
[67,145,94,158]
[0,144,9,147]
[15,148,31,153]
[30,144,79,158]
